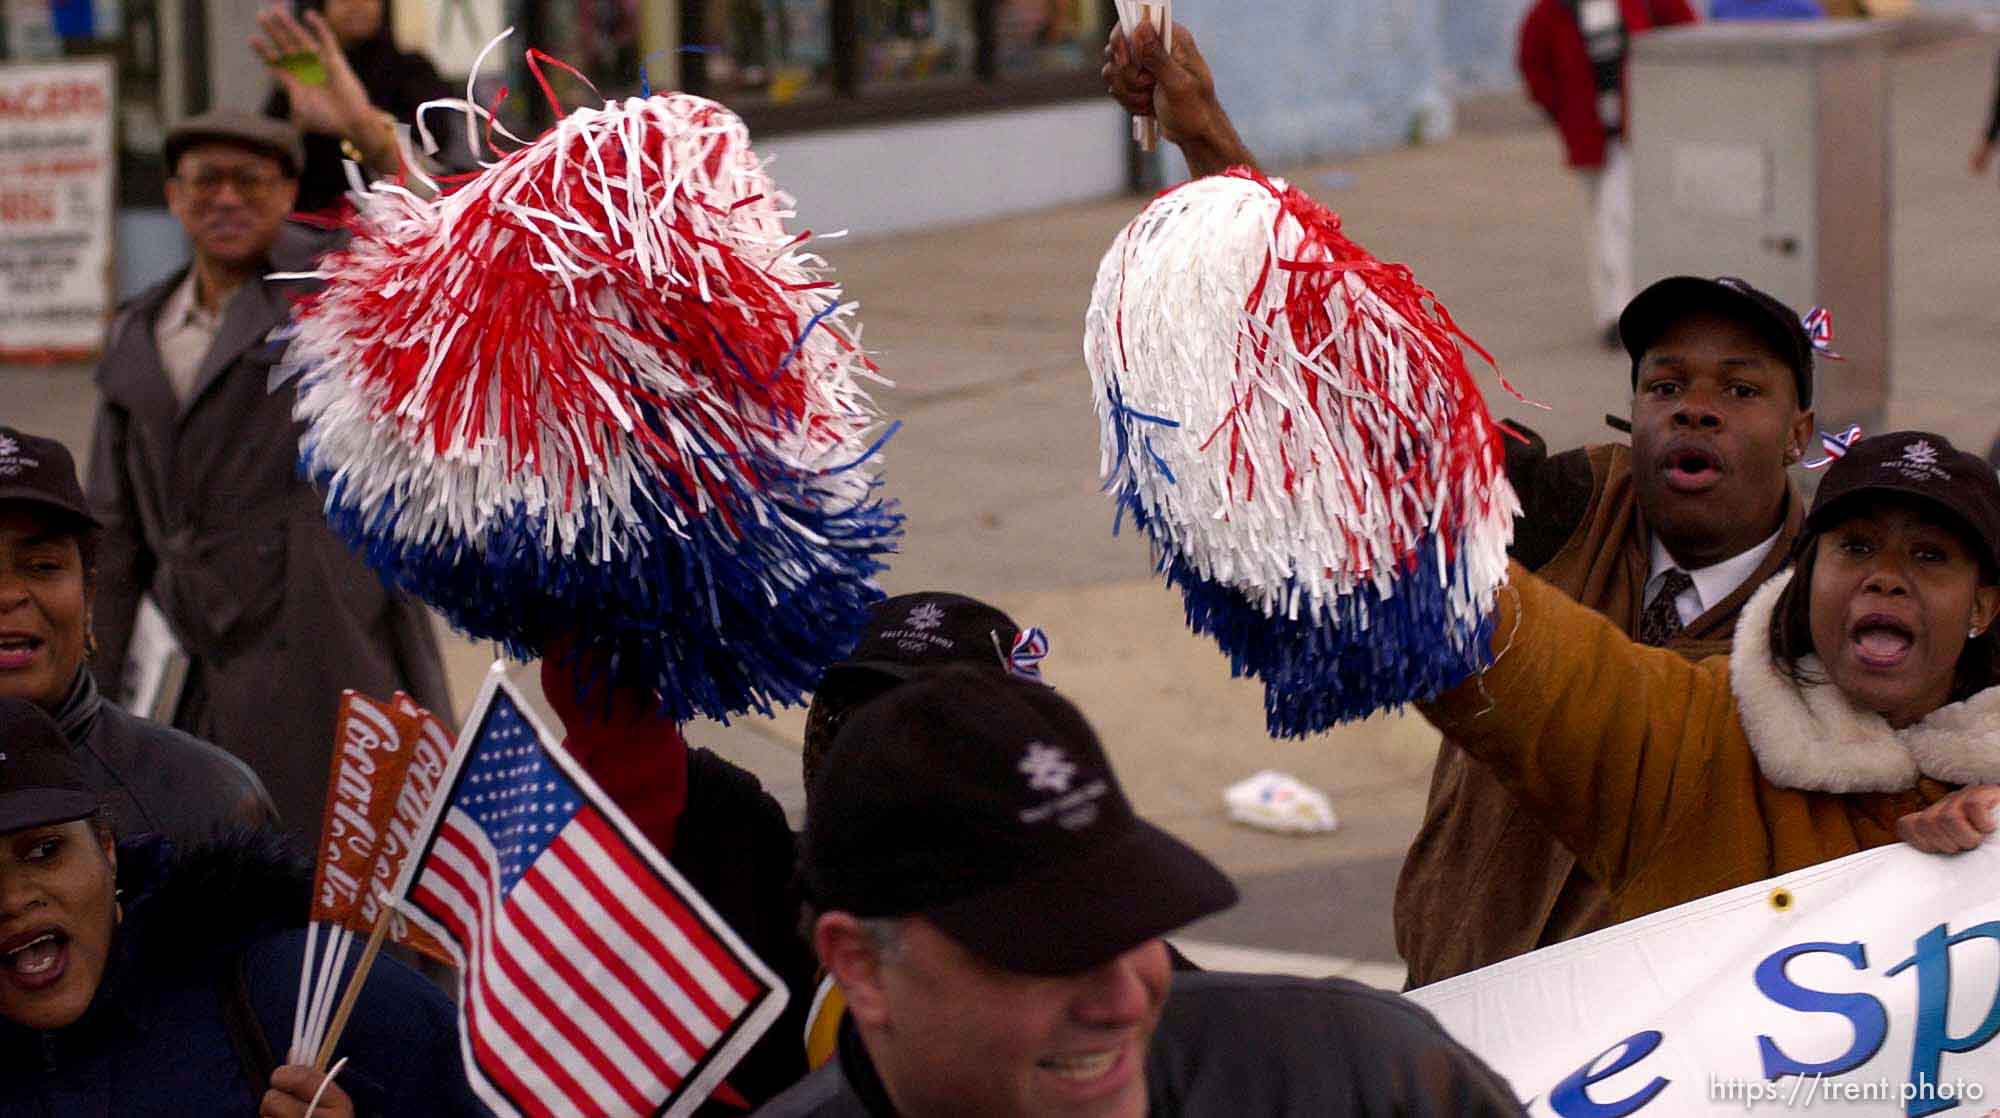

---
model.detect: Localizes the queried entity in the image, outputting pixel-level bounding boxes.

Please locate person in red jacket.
[1517,0,1697,344]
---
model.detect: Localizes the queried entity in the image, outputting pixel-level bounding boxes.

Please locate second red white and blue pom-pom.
[283,92,902,722]
[1084,169,1519,737]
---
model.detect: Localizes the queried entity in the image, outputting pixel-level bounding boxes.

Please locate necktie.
[1639,569,1696,647]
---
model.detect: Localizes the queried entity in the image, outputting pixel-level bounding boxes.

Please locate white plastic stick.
[1112,0,1144,144]
[310,928,356,1061]
[290,921,320,1063]
[1136,4,1172,151]
[301,927,351,1063]
[313,904,395,1072]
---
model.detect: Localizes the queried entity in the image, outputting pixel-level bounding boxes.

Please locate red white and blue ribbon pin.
[1802,306,1844,361]
[1000,627,1051,681]
[1805,424,1864,470]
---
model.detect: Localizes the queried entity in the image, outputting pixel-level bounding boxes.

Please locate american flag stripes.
[395,667,788,1118]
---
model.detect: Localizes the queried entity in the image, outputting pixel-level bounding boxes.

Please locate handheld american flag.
[393,665,788,1118]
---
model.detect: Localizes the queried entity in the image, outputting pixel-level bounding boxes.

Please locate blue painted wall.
[1170,0,1422,168]
[1170,0,1998,172]
[1443,0,1535,92]
[1166,0,1526,172]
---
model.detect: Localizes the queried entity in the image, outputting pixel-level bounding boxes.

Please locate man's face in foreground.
[840,916,1170,1118]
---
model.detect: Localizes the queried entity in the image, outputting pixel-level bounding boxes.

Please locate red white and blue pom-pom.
[284,90,901,722]
[1084,169,1519,737]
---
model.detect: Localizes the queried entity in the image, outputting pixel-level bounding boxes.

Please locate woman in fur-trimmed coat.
[1421,432,2000,930]
[0,829,485,1118]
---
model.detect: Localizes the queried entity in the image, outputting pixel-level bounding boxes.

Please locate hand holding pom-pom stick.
[1101,19,1258,177]
[1085,168,1527,736]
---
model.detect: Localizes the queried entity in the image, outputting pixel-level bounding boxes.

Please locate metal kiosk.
[1629,21,1894,434]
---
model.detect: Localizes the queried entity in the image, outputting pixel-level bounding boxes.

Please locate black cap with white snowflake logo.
[801,666,1237,975]
[0,427,100,533]
[0,697,96,834]
[1808,431,2000,573]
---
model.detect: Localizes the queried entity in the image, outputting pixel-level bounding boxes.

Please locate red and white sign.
[0,57,114,362]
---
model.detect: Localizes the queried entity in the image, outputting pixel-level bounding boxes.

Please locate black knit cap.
[803,667,1236,975]
[1807,432,2000,573]
[0,698,95,834]
[1620,276,1815,407]
[0,427,100,531]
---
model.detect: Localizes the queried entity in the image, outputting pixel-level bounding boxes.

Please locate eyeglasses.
[174,166,290,199]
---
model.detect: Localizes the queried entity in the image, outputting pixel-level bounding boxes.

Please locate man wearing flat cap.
[760,667,1523,1117]
[84,108,448,839]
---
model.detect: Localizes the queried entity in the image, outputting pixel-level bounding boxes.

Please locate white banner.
[0,57,114,361]
[1409,843,2000,1116]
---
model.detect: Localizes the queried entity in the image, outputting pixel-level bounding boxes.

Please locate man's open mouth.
[1850,613,1916,670]
[1661,444,1725,494]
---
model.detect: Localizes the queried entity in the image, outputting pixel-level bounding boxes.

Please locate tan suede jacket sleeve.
[1419,561,1742,892]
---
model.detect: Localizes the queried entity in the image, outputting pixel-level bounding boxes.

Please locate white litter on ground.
[1223,770,1339,835]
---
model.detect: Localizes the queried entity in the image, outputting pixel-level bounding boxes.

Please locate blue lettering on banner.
[1887,922,2000,1118]
[1550,1030,1670,1117]
[1754,941,1889,1079]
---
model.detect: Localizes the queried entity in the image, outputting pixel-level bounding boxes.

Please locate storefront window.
[860,0,973,88]
[703,0,833,105]
[996,0,1102,77]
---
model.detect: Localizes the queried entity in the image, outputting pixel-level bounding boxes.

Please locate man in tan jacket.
[1394,276,1819,985]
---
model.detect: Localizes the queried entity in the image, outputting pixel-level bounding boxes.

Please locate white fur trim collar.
[1729,570,2000,792]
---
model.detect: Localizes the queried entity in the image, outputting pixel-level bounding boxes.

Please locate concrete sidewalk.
[9,30,2000,979]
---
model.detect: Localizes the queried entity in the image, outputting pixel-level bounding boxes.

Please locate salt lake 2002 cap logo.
[0,434,34,479]
[1892,439,1949,483]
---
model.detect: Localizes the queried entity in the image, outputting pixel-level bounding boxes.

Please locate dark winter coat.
[86,221,452,840]
[0,833,486,1117]
[1517,0,1698,168]
[50,666,278,843]
[755,971,1526,1116]
[673,749,818,1113]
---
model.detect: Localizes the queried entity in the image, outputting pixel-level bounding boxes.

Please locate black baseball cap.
[820,592,1036,688]
[1619,276,1816,407]
[803,667,1237,976]
[0,698,96,834]
[0,427,100,531]
[1807,432,2000,573]
[804,592,1044,795]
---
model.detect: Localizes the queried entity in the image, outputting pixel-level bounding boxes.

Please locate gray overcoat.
[86,221,451,838]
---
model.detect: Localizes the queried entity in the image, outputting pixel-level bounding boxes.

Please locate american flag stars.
[451,702,593,885]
